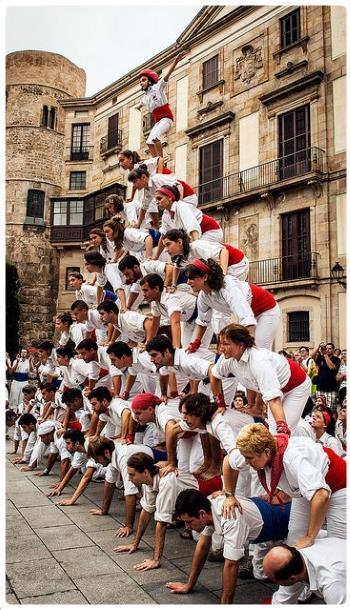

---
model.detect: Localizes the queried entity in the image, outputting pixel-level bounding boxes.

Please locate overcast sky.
[6,4,201,96]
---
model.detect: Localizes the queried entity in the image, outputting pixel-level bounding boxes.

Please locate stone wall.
[6,51,86,343]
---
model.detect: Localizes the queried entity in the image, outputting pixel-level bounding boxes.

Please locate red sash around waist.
[152,104,174,122]
[323,447,346,493]
[281,359,307,393]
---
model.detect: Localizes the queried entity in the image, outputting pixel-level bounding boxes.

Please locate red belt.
[324,447,346,493]
[281,359,307,393]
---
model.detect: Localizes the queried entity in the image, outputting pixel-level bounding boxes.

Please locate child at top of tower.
[136,50,187,157]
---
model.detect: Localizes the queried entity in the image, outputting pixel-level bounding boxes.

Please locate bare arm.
[219,247,229,274]
[294,488,330,548]
[170,311,182,348]
[57,466,95,505]
[163,51,187,82]
[324,354,337,370]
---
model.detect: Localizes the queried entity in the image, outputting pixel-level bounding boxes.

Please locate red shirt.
[324,447,346,492]
[250,283,276,316]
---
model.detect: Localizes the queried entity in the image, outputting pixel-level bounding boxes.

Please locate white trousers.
[267,376,312,434]
[146,118,173,145]
[255,303,280,350]
[9,380,27,409]
[177,434,203,473]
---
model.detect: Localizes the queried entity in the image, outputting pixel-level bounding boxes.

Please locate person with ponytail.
[104,192,141,226]
[128,165,200,231]
[103,215,156,261]
[83,249,127,312]
[163,228,249,280]
[185,258,280,351]
[153,186,223,260]
[89,227,115,261]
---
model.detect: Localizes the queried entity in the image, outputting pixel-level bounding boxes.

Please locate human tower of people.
[6,54,346,604]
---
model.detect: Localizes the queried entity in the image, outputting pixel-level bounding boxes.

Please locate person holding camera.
[310,343,340,412]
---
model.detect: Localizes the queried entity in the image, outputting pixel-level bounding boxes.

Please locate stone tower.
[6,50,86,342]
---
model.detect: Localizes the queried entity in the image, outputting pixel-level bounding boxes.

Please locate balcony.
[50,182,126,244]
[67,146,94,162]
[100,129,123,156]
[196,147,325,207]
[248,252,319,287]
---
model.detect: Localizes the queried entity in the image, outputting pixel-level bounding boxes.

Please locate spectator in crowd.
[310,343,340,411]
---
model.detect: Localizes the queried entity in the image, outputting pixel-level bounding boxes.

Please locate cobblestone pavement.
[5,440,323,605]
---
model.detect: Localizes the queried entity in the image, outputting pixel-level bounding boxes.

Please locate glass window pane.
[69,200,84,225]
[53,201,67,225]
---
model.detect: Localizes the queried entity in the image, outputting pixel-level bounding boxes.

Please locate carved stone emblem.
[234,44,263,84]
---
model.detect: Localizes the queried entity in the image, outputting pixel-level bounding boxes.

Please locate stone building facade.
[6,51,86,341]
[6,6,346,349]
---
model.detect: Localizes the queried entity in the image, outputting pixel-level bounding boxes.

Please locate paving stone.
[19,505,72,528]
[87,528,152,557]
[6,593,18,604]
[52,495,97,510]
[6,515,34,538]
[73,573,154,604]
[65,510,118,532]
[6,480,35,493]
[6,500,19,515]
[6,491,53,507]
[143,529,195,560]
[20,591,88,604]
[35,524,95,551]
[171,556,223,590]
[212,580,273,603]
[6,557,76,598]
[52,546,123,579]
[6,534,52,564]
[143,581,219,604]
[111,551,184,586]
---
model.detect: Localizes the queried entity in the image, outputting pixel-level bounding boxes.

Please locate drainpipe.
[322,5,332,341]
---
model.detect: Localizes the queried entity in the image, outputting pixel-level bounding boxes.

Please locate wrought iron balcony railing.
[197,147,325,205]
[248,252,319,285]
[100,129,123,155]
[68,146,94,161]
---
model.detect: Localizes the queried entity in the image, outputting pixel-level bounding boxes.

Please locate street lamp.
[331,262,346,288]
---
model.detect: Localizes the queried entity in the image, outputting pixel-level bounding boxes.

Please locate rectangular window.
[199,140,223,204]
[69,171,86,190]
[281,208,311,280]
[288,311,310,342]
[53,201,67,226]
[69,200,84,225]
[71,124,90,160]
[65,267,80,291]
[278,105,310,179]
[203,55,219,90]
[108,113,120,149]
[280,9,301,48]
[26,189,45,219]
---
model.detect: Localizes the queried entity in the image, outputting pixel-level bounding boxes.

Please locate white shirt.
[141,173,177,212]
[58,323,86,348]
[277,538,346,604]
[59,358,89,389]
[162,287,197,322]
[117,310,147,344]
[196,276,256,328]
[229,436,332,500]
[160,201,203,236]
[75,284,98,308]
[212,348,292,403]
[139,77,169,113]
[317,432,345,457]
[180,409,255,454]
[85,309,107,333]
[140,470,198,523]
[99,398,130,437]
[201,495,264,561]
[160,348,213,381]
[123,227,150,253]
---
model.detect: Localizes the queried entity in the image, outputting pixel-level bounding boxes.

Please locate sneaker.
[208,549,224,562]
[238,555,253,579]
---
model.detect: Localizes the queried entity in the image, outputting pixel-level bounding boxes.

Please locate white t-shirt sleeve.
[95,272,107,288]
[195,291,213,326]
[283,445,331,501]
[223,283,256,327]
[140,484,157,513]
[177,203,201,234]
[250,357,283,402]
[222,515,251,561]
